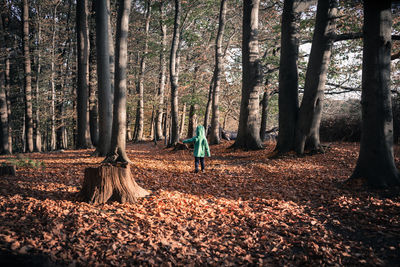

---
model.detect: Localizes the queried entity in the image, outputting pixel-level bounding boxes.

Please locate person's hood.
[196,125,205,139]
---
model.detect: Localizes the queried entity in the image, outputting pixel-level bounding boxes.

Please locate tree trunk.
[210,0,227,145]
[179,102,186,138]
[134,0,152,143]
[156,0,167,141]
[169,0,181,146]
[5,58,11,153]
[275,0,300,153]
[0,14,10,154]
[49,2,60,151]
[94,0,113,156]
[349,0,400,187]
[104,0,131,163]
[295,0,337,154]
[260,90,269,141]
[22,0,34,153]
[79,164,149,204]
[89,4,99,148]
[76,0,92,149]
[34,8,42,152]
[232,0,263,150]
[203,73,214,136]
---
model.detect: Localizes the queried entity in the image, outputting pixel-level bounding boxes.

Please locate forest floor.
[0,141,399,266]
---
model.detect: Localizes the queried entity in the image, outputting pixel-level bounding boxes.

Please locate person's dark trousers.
[194,157,205,172]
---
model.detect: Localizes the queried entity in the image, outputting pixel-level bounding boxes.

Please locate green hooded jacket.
[183,125,211,157]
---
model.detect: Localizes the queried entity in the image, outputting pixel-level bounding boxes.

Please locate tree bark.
[155,0,167,141]
[89,4,99,148]
[232,0,263,150]
[169,0,181,146]
[294,0,338,154]
[134,0,152,143]
[104,0,131,163]
[79,164,149,204]
[260,90,269,141]
[0,12,10,154]
[22,0,34,153]
[209,0,227,145]
[76,0,92,149]
[203,73,214,136]
[49,2,60,151]
[95,0,113,156]
[179,102,186,138]
[349,0,400,187]
[275,0,300,153]
[33,6,42,152]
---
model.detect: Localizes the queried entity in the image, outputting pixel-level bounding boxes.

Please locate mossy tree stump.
[79,163,150,204]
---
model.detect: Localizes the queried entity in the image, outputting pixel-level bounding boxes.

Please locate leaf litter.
[0,141,399,266]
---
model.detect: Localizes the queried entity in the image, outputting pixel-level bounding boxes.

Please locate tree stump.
[79,163,150,204]
[0,165,16,176]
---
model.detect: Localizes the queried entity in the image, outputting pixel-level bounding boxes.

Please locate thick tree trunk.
[275,0,300,153]
[349,0,400,187]
[295,0,337,154]
[156,1,167,141]
[169,0,181,146]
[22,0,34,153]
[5,58,11,153]
[95,0,113,156]
[260,91,269,141]
[104,0,131,163]
[232,0,263,150]
[76,0,92,149]
[79,164,149,204]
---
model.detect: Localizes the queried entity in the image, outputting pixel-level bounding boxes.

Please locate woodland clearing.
[0,141,399,266]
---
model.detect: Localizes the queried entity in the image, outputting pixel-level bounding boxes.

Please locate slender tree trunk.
[104,0,131,163]
[275,0,300,153]
[33,4,42,152]
[210,0,227,145]
[134,0,152,142]
[22,0,34,153]
[179,102,186,138]
[232,0,263,150]
[76,0,91,149]
[349,0,400,187]
[89,2,99,147]
[49,2,60,151]
[204,73,215,136]
[187,67,199,139]
[260,90,269,141]
[0,15,10,154]
[156,0,166,141]
[295,0,337,154]
[95,0,113,156]
[169,0,181,146]
[5,57,11,153]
